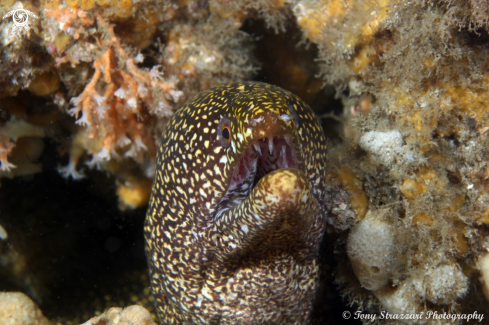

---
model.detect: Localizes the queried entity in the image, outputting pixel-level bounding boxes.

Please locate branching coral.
[64,14,179,171]
[39,8,182,200]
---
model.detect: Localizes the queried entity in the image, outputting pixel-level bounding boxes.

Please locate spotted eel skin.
[145,81,329,324]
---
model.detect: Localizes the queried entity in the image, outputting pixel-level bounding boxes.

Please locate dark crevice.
[0,139,150,323]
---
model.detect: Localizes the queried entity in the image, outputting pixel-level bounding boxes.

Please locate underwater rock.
[346,207,469,319]
[81,305,155,325]
[372,279,423,324]
[372,263,468,324]
[0,292,52,325]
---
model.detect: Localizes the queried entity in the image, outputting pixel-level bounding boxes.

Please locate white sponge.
[346,209,397,291]
[359,130,407,165]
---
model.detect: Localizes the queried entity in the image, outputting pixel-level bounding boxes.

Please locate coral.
[32,0,257,206]
[0,292,52,325]
[63,19,172,166]
[0,0,258,196]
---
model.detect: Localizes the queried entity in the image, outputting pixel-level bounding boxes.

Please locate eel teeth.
[284,135,292,147]
[252,155,258,171]
[281,145,288,168]
[254,144,262,156]
[243,158,250,174]
[268,137,274,155]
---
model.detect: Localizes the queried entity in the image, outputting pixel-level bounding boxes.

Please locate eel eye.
[218,117,232,147]
[287,102,300,130]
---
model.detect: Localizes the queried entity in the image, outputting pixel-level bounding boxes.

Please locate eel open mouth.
[213,134,298,220]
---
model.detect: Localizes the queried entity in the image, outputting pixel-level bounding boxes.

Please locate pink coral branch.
[62,10,180,174]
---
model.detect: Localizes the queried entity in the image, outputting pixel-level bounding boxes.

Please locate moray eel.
[145,81,329,324]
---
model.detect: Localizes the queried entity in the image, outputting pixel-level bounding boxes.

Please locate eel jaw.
[213,134,299,221]
[210,168,320,261]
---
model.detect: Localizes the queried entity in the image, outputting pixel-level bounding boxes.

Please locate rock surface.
[0,292,52,325]
[81,305,155,325]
